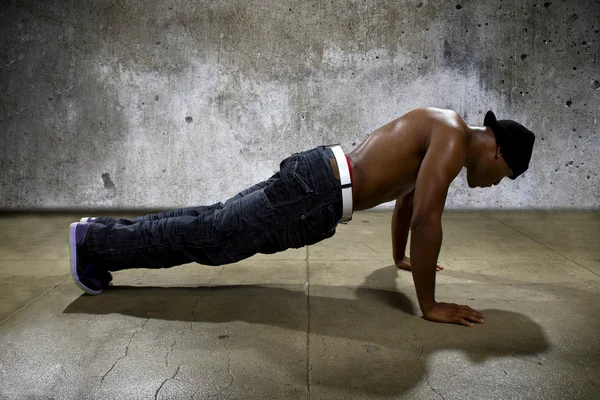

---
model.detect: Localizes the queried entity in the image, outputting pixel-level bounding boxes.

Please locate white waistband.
[327,145,353,222]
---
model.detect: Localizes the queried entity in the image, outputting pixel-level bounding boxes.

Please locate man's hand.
[396,256,443,271]
[422,302,485,327]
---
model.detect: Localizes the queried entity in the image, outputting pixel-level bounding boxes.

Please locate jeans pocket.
[263,154,315,208]
[302,203,338,244]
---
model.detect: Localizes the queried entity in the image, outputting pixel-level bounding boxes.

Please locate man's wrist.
[394,253,407,262]
[419,300,437,314]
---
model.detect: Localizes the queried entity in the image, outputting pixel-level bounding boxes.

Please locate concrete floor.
[1,211,599,399]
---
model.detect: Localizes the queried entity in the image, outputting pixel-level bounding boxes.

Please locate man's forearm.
[392,196,413,262]
[409,219,442,312]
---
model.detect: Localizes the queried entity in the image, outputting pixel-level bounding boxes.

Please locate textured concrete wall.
[1,0,599,211]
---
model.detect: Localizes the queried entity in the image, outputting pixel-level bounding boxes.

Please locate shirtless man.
[69,108,535,327]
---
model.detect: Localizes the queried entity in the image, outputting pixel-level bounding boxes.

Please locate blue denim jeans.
[85,146,344,271]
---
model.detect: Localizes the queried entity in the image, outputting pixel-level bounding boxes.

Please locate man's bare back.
[348,108,468,211]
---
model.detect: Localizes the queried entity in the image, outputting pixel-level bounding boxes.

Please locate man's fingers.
[458,318,474,327]
[455,307,484,324]
[459,305,484,319]
[463,313,484,324]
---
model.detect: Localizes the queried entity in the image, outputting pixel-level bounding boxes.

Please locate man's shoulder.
[425,114,468,168]
[409,107,461,121]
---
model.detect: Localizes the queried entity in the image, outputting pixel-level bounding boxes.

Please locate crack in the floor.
[154,364,182,399]
[132,269,150,285]
[191,288,214,321]
[165,329,186,367]
[411,326,418,342]
[100,318,149,385]
[416,341,445,400]
[208,266,226,286]
[216,324,235,396]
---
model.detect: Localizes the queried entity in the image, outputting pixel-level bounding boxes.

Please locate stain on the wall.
[101,173,116,190]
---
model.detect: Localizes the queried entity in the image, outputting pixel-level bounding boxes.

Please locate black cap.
[483,111,535,180]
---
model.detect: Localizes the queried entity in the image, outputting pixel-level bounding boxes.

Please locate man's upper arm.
[411,130,465,228]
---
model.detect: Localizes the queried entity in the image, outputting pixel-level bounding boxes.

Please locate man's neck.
[464,126,492,168]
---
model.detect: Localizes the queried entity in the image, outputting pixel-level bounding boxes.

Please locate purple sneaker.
[69,222,111,295]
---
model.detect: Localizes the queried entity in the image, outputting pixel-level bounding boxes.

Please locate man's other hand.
[422,302,484,327]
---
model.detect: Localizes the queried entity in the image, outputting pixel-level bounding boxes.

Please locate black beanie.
[483,111,536,179]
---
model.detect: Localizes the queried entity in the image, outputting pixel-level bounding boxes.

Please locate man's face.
[467,148,514,188]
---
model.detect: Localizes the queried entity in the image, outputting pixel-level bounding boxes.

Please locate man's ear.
[495,146,501,159]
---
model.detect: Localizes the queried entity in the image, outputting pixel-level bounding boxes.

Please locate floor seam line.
[0,276,70,326]
[492,218,570,259]
[492,218,600,277]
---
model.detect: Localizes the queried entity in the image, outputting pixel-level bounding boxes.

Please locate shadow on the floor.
[63,266,549,397]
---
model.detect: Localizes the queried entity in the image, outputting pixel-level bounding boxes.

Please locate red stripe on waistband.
[345,155,353,183]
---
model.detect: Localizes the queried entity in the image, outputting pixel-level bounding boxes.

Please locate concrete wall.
[1,0,599,211]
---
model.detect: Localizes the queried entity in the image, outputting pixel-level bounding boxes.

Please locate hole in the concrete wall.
[456,5,462,10]
[592,80,600,90]
[521,54,528,60]
[102,173,116,190]
[155,95,160,101]
[544,2,551,8]
[566,100,573,107]
[185,116,193,123]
